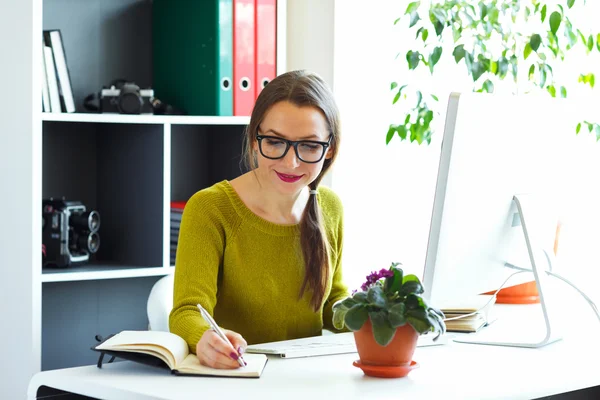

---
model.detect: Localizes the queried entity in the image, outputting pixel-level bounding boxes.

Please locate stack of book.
[170,201,187,266]
[441,295,496,333]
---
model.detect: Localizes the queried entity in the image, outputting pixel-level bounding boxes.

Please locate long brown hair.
[242,70,341,311]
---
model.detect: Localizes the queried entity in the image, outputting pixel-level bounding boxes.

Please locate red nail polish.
[237,346,245,355]
[230,352,239,360]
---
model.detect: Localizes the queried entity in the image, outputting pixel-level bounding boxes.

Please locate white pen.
[197,304,246,367]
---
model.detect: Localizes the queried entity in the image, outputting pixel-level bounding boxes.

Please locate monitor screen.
[422,92,576,307]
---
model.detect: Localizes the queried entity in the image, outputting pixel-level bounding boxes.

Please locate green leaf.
[576,122,582,134]
[341,297,357,309]
[386,126,396,144]
[540,66,547,87]
[471,61,485,81]
[587,35,594,52]
[524,43,532,59]
[453,27,461,42]
[597,34,600,51]
[429,46,443,72]
[482,79,494,93]
[498,57,509,78]
[567,0,575,8]
[388,303,407,328]
[345,304,369,331]
[405,1,421,14]
[479,2,488,19]
[394,17,401,25]
[560,86,567,98]
[431,94,439,101]
[399,280,424,296]
[353,291,368,303]
[409,11,420,28]
[547,85,557,97]
[332,305,348,330]
[393,91,401,104]
[367,286,386,308]
[541,4,547,22]
[528,64,535,80]
[530,34,542,51]
[416,90,423,107]
[400,274,424,293]
[595,125,600,141]
[384,265,403,294]
[549,11,561,35]
[390,82,398,91]
[452,44,466,63]
[591,74,596,88]
[406,50,420,70]
[369,311,396,346]
[397,125,408,140]
[406,309,431,334]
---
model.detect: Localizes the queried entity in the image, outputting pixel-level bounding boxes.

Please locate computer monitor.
[422,92,577,347]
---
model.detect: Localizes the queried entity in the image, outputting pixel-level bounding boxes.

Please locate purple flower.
[360,268,394,291]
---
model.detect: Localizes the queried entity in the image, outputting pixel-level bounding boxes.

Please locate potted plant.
[332,262,446,378]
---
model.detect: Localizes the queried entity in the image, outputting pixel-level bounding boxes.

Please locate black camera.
[100,81,154,114]
[42,199,101,268]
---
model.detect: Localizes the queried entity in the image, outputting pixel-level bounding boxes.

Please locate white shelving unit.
[29,0,288,373]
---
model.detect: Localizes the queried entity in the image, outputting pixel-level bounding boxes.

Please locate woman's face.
[254,101,333,196]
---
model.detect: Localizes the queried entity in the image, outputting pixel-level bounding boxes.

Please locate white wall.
[0,0,42,397]
[285,0,335,187]
[285,0,335,87]
[331,1,442,289]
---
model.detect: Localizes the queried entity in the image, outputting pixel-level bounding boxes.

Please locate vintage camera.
[100,81,154,114]
[42,199,101,268]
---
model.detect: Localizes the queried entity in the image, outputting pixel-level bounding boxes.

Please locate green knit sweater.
[169,180,349,353]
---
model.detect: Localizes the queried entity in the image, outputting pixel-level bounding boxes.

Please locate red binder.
[233,0,256,116]
[255,0,277,99]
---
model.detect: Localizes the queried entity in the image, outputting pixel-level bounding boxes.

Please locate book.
[43,45,61,113]
[440,295,496,333]
[43,30,75,113]
[93,330,268,378]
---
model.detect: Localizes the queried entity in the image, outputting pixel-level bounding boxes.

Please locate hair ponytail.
[299,182,330,311]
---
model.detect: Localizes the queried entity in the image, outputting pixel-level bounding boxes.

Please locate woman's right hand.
[196,328,247,369]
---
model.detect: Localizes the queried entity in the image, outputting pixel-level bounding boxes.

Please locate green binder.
[153,0,233,116]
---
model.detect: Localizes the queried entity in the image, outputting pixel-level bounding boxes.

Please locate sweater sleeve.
[169,190,229,353]
[321,192,350,333]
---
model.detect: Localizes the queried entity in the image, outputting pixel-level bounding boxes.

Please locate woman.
[169,70,348,369]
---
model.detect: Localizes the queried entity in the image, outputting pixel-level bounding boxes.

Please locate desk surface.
[28,330,600,400]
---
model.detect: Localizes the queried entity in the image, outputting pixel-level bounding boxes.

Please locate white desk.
[28,330,600,400]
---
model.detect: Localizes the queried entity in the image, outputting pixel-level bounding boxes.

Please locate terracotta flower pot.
[353,318,419,367]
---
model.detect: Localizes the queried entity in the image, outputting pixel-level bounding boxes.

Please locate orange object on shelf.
[482,222,562,304]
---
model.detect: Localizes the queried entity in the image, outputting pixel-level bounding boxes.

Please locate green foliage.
[332,263,446,346]
[389,0,600,144]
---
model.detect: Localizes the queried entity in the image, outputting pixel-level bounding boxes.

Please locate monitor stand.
[453,194,562,348]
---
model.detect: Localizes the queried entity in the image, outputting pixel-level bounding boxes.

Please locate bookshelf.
[34,0,288,371]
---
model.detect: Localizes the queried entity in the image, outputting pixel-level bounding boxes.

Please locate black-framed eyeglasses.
[256,134,332,163]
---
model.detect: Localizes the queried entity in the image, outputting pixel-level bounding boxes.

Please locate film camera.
[42,199,101,268]
[100,80,154,114]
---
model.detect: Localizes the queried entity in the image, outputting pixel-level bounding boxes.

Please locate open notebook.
[93,330,267,378]
[246,331,449,359]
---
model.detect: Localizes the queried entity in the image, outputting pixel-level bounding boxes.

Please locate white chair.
[147,274,174,332]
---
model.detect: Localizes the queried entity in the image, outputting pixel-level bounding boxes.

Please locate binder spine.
[255,0,277,99]
[233,0,256,116]
[218,0,234,116]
